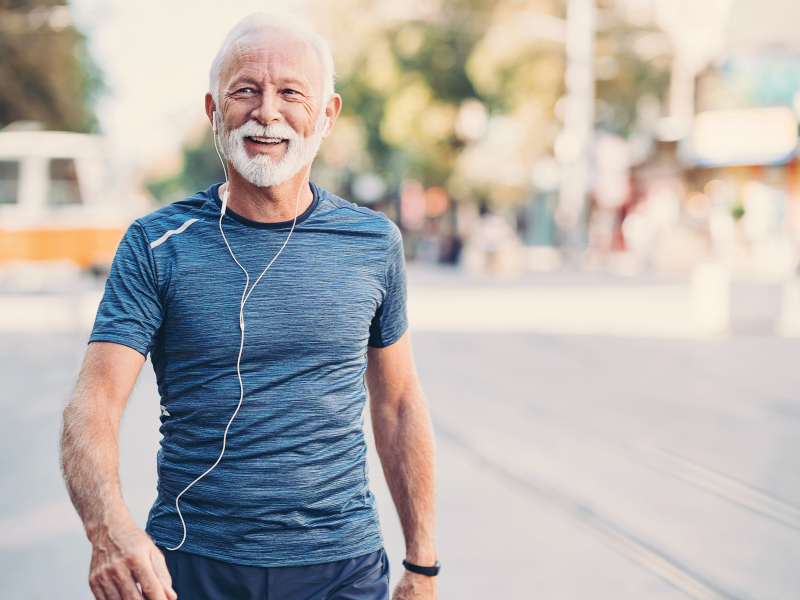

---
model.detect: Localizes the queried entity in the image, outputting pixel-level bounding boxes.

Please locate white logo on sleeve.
[150,218,201,249]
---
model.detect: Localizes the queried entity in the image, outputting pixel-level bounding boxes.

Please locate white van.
[0,125,147,270]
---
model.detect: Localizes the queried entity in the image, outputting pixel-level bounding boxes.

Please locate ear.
[204,93,216,133]
[322,94,343,139]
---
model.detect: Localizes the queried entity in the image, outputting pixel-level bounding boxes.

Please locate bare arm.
[60,341,176,600]
[366,331,437,600]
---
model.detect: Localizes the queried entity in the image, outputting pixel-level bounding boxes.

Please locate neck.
[220,163,314,223]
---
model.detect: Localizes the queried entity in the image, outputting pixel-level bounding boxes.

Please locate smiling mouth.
[246,136,286,146]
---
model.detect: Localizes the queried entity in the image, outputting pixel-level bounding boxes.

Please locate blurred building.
[617,0,800,279]
[519,0,800,282]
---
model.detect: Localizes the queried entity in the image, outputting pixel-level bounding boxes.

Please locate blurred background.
[2,0,800,598]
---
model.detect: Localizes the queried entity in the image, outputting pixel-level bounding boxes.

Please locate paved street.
[2,274,800,599]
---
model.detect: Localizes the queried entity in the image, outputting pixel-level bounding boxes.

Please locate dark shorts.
[158,548,390,600]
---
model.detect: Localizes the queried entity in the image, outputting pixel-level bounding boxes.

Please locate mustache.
[230,119,301,142]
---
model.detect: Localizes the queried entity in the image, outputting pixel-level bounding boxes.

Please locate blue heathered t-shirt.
[90,182,408,567]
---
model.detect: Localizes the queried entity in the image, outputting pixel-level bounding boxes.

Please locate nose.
[251,90,281,125]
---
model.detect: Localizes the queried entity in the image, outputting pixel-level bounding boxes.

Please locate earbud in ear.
[212,110,218,134]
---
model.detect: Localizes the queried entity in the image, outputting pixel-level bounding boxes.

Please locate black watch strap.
[402,559,441,577]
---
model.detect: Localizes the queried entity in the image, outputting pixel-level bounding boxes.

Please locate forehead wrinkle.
[220,31,322,98]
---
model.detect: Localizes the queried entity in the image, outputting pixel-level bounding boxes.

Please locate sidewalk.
[1,263,793,340]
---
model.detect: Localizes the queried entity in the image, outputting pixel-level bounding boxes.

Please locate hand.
[88,517,176,600]
[392,570,437,600]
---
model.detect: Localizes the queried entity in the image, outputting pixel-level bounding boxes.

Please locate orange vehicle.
[0,126,148,271]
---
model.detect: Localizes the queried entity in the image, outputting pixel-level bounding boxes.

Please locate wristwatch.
[402,559,441,576]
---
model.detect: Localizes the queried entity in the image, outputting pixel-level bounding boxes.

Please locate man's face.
[216,30,327,187]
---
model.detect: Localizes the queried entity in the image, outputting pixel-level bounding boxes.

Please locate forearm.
[371,384,437,563]
[60,342,144,541]
[61,343,174,600]
[61,392,131,540]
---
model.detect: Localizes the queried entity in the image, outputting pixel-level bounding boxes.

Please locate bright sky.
[70,0,308,173]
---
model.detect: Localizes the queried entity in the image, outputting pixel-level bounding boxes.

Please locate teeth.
[250,136,282,143]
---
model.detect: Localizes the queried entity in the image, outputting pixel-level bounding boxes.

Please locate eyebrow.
[227,76,261,90]
[278,77,310,89]
[228,75,311,91]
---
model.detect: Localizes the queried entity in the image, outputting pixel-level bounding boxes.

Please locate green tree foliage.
[149,0,673,209]
[319,0,496,193]
[0,0,102,132]
[309,0,573,206]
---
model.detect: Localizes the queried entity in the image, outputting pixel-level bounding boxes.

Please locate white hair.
[209,13,335,108]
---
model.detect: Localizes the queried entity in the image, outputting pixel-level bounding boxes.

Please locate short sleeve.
[368,224,408,348]
[89,222,163,356]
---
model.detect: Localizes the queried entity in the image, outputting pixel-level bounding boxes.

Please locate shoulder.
[138,187,216,227]
[316,186,401,241]
[134,187,217,246]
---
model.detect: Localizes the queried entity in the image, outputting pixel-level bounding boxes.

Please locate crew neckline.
[211,181,320,229]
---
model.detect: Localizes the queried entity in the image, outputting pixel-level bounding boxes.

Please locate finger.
[97,573,125,600]
[108,564,145,600]
[150,547,177,600]
[131,557,169,600]
[89,576,108,600]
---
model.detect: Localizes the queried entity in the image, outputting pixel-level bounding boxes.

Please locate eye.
[283,89,299,95]
[228,87,258,98]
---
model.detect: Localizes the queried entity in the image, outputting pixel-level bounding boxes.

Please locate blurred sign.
[689,107,798,167]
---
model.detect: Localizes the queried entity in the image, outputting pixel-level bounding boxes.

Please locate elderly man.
[60,13,437,600]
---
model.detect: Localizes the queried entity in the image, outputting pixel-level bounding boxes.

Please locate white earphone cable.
[167,115,312,551]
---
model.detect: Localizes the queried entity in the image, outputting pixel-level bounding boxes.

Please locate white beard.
[219,113,326,188]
